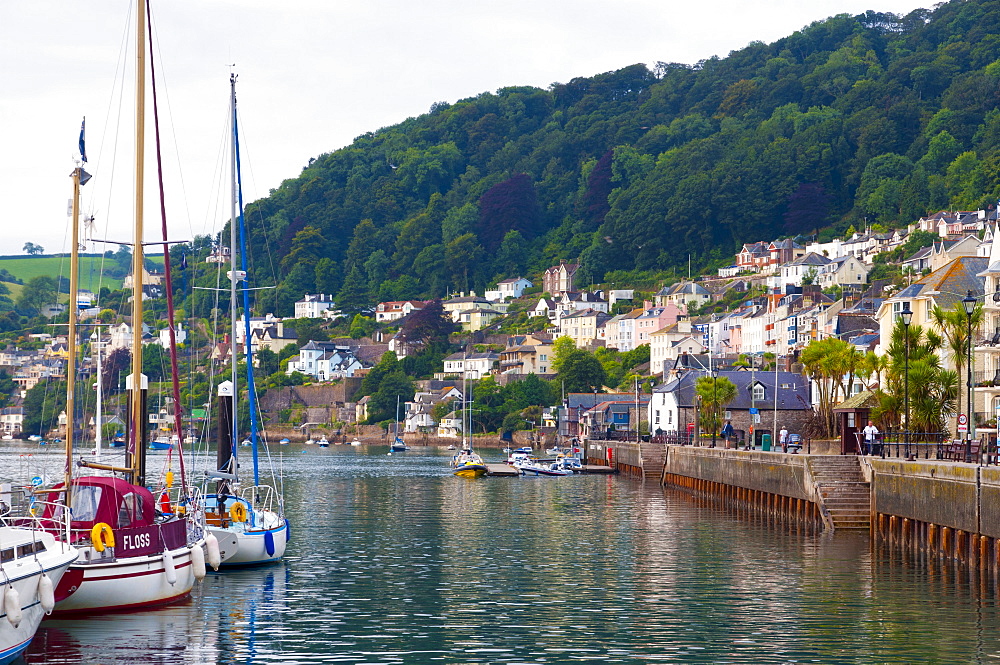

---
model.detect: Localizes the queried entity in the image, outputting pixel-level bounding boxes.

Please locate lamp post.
[711,367,718,448]
[900,306,912,459]
[963,290,977,463]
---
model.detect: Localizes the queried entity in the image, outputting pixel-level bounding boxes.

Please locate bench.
[942,439,981,462]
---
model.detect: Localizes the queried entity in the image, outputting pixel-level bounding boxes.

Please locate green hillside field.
[0,255,164,293]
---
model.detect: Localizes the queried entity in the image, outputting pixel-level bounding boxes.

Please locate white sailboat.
[200,73,288,567]
[36,0,208,614]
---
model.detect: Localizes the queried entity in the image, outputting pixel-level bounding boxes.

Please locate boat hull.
[0,534,78,665]
[52,543,199,614]
[210,521,288,566]
[453,464,488,479]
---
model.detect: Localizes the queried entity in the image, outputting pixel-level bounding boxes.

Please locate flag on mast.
[79,117,88,163]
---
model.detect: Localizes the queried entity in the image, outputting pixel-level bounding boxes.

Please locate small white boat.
[279,438,291,445]
[446,444,456,450]
[350,439,362,446]
[317,436,329,448]
[304,438,315,445]
[27,435,42,442]
[0,525,79,663]
[518,461,572,477]
[1,433,12,441]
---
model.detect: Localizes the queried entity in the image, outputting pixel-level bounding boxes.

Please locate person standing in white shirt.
[862,421,879,455]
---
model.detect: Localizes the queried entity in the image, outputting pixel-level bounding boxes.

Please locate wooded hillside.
[219,0,1000,316]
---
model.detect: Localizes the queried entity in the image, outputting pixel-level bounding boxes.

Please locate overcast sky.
[0,0,928,259]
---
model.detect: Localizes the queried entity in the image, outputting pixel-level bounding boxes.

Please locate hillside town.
[5,208,998,451]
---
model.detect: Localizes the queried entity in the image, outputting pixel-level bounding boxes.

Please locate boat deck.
[483,463,616,476]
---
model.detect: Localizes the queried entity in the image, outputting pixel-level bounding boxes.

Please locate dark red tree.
[477,174,542,251]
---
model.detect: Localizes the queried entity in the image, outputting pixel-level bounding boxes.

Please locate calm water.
[9,445,1000,664]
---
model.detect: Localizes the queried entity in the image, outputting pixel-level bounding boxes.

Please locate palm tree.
[695,375,737,437]
[876,321,955,434]
[931,301,984,436]
[800,337,860,437]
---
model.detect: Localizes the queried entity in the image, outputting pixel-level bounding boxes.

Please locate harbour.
[6,442,1000,663]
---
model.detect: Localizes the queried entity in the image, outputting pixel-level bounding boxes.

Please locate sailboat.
[199,73,289,567]
[450,358,487,478]
[389,396,409,452]
[35,1,209,614]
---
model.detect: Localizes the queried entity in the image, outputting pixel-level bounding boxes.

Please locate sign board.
[958,413,968,433]
[753,414,761,424]
[749,408,759,415]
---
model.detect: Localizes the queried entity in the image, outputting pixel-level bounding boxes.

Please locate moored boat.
[198,73,289,568]
[0,525,78,664]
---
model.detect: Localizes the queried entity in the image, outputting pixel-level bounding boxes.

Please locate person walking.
[721,420,735,449]
[779,426,789,452]
[862,420,879,455]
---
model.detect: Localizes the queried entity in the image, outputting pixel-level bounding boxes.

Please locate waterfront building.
[648,369,813,441]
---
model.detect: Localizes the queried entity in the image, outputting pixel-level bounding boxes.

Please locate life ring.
[229,502,248,523]
[91,523,115,552]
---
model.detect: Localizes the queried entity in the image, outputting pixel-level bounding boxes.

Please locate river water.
[11,445,1000,663]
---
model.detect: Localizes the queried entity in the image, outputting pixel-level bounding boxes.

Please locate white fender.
[4,586,21,627]
[205,532,222,571]
[162,548,177,586]
[37,573,55,614]
[191,543,207,581]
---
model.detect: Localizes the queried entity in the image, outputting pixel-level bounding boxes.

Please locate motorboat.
[317,436,329,448]
[517,461,571,477]
[0,525,79,663]
[279,438,290,445]
[350,439,362,446]
[451,448,488,478]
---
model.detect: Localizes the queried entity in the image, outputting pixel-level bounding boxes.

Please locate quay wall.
[867,459,1000,538]
[665,447,817,502]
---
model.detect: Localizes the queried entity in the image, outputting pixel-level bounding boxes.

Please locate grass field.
[0,255,164,292]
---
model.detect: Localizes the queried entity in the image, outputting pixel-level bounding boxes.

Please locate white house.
[286,341,363,380]
[294,294,336,319]
[439,352,498,379]
[157,324,187,349]
[492,277,532,300]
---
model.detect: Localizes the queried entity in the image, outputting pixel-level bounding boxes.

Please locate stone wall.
[867,459,1000,537]
[665,447,815,501]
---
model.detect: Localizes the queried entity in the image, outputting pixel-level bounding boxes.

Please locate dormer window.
[752,383,765,402]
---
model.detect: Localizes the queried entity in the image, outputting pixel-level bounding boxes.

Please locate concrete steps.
[808,457,871,531]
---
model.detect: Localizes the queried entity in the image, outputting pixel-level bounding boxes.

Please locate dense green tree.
[558,348,606,393]
[15,276,57,316]
[22,379,67,438]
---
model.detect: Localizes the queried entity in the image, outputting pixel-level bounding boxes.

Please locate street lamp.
[899,306,912,459]
[711,367,718,448]
[963,290,977,463]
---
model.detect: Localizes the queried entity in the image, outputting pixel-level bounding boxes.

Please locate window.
[71,485,102,523]
[752,384,765,402]
[724,410,732,420]
[655,410,660,424]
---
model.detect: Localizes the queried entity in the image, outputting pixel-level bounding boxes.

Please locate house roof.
[888,256,987,309]
[654,370,812,411]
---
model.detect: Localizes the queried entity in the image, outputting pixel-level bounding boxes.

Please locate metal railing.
[875,431,999,464]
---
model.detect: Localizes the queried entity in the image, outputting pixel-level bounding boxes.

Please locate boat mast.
[228,71,240,481]
[233,73,262,486]
[94,325,102,461]
[65,164,85,499]
[127,0,148,486]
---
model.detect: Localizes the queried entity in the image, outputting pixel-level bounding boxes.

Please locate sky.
[0,0,929,259]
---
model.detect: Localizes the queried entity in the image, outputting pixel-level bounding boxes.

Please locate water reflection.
[11,446,1000,663]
